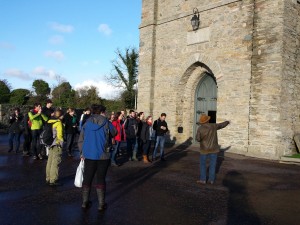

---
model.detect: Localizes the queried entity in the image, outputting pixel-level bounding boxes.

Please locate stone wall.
[247,0,285,159]
[139,0,254,149]
[138,0,300,159]
[281,0,300,155]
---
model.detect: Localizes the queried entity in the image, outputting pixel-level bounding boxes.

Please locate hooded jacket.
[78,114,117,160]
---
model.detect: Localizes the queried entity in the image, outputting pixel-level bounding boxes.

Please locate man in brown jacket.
[196,114,230,184]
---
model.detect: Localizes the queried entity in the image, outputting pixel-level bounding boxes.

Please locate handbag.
[74,159,84,188]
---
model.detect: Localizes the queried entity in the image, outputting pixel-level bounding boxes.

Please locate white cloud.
[44,50,65,62]
[32,67,58,80]
[49,35,64,45]
[0,42,15,50]
[50,22,74,33]
[3,69,30,80]
[75,80,121,99]
[97,24,112,36]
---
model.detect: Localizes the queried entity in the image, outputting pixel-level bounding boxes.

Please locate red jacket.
[112,120,122,142]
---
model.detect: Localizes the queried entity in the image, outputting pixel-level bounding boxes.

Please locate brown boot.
[143,155,150,163]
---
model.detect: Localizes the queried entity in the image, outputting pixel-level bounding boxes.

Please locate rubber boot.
[132,151,138,161]
[143,155,150,163]
[81,187,92,210]
[96,188,107,211]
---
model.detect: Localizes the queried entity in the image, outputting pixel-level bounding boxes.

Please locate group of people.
[8,100,83,159]
[77,106,169,211]
[7,99,230,211]
[109,110,169,166]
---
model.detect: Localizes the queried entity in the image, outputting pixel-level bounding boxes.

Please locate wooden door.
[194,73,217,140]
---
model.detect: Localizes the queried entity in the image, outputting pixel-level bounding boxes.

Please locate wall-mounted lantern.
[191,8,200,31]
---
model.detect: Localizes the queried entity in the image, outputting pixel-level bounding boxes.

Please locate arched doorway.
[194,72,218,140]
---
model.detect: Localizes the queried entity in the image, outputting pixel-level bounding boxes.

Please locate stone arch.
[175,54,223,142]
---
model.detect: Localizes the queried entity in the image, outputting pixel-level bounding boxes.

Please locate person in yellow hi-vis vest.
[46,109,64,186]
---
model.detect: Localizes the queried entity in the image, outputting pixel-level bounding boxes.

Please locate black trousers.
[31,129,42,156]
[82,159,110,189]
[66,133,75,153]
[23,131,32,152]
[143,140,153,156]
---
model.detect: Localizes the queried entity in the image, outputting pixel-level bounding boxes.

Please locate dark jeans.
[200,153,218,182]
[153,135,166,159]
[126,138,137,158]
[66,133,75,153]
[8,132,21,152]
[111,141,121,164]
[137,137,143,155]
[82,159,110,189]
[31,129,42,156]
[23,131,32,152]
[143,140,153,156]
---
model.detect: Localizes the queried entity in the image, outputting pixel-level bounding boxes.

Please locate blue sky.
[0,0,141,99]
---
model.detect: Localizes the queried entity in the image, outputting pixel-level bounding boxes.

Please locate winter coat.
[136,119,143,137]
[153,118,168,136]
[112,119,122,142]
[42,106,54,119]
[22,113,31,135]
[124,117,138,139]
[196,121,229,154]
[140,122,154,143]
[63,113,78,134]
[78,114,117,160]
[9,113,24,133]
[28,111,48,130]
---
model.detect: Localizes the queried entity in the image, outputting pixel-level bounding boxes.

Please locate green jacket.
[28,111,48,130]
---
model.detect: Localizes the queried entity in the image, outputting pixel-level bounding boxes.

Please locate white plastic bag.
[74,159,84,188]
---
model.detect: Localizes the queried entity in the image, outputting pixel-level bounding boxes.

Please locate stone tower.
[137,0,300,160]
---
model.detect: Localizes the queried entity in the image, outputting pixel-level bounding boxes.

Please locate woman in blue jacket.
[78,104,117,211]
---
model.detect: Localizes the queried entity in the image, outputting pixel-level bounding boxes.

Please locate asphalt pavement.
[1,134,300,225]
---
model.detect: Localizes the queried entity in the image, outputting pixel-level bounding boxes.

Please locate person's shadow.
[216,145,231,174]
[223,170,261,225]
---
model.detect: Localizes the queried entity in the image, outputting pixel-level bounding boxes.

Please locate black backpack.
[40,121,58,146]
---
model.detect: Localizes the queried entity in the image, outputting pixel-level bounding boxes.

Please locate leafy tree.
[106,47,138,109]
[51,82,75,108]
[75,86,103,109]
[32,79,51,102]
[102,98,124,113]
[120,90,136,110]
[9,88,31,105]
[0,79,11,103]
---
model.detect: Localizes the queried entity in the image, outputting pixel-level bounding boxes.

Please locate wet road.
[1,134,300,225]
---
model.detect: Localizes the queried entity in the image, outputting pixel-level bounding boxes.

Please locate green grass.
[284,153,300,158]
